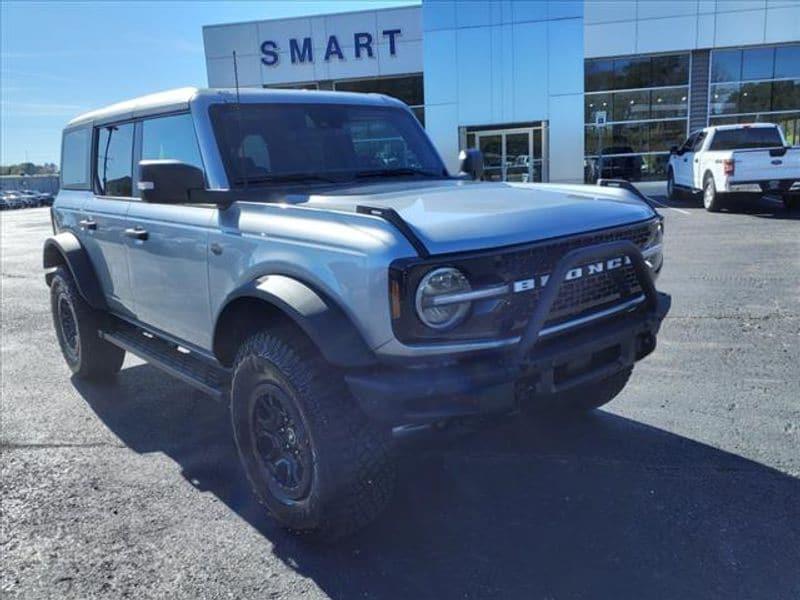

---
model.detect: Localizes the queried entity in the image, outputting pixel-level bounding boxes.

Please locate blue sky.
[0,0,417,165]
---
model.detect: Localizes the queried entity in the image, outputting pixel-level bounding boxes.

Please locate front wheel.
[666,169,679,201]
[50,266,125,379]
[230,328,395,540]
[703,174,724,212]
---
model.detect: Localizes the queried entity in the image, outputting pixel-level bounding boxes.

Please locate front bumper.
[346,292,670,425]
[346,240,671,426]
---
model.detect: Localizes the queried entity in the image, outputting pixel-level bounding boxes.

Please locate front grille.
[499,222,654,334]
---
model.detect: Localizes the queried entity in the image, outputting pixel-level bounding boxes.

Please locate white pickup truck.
[666,123,800,212]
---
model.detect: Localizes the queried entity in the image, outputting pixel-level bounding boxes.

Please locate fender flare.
[43,232,107,310]
[213,275,376,368]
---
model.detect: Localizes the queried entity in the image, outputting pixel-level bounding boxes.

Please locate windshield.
[709,127,784,150]
[210,102,446,186]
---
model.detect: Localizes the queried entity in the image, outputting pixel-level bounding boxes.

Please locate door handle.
[124,227,149,241]
[79,219,97,230]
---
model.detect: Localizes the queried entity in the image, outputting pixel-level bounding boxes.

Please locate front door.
[125,113,213,349]
[673,133,696,187]
[472,126,546,182]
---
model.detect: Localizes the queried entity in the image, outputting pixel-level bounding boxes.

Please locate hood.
[296,180,657,255]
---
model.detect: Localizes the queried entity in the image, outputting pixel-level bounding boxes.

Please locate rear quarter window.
[61,128,91,189]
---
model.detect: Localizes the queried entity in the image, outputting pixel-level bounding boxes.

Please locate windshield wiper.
[353,167,443,179]
[233,173,342,186]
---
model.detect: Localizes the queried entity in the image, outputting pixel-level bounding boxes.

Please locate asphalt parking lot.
[2,191,799,599]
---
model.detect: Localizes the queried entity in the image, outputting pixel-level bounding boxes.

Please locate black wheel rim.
[57,294,80,362]
[249,382,313,502]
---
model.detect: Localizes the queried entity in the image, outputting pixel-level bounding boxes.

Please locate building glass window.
[584,52,689,182]
[334,74,424,125]
[712,49,741,82]
[651,87,688,119]
[775,46,800,78]
[709,43,800,143]
[742,47,775,80]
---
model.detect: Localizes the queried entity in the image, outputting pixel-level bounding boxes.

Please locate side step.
[100,323,231,401]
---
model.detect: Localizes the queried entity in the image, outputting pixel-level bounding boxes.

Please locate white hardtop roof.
[66,86,403,129]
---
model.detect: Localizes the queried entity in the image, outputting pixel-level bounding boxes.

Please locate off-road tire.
[230,328,395,541]
[49,266,125,379]
[523,366,633,415]
[703,173,724,212]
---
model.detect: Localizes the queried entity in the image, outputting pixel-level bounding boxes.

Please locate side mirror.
[138,160,205,204]
[670,145,679,155]
[458,149,484,180]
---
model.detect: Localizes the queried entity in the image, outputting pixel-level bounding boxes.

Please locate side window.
[95,123,134,197]
[680,133,696,153]
[61,128,91,189]
[692,132,707,152]
[141,113,205,173]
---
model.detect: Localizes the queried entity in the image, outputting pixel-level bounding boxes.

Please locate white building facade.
[204,1,800,183]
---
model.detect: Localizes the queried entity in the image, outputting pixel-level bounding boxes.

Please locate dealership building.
[203,1,800,183]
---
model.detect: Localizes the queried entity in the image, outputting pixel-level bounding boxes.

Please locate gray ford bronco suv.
[46,88,670,539]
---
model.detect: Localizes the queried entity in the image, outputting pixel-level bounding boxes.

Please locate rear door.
[81,121,136,316]
[125,112,214,349]
[56,127,93,236]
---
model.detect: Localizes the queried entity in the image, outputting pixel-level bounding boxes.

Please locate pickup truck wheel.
[666,170,679,200]
[523,366,633,415]
[703,174,723,212]
[230,329,395,540]
[49,266,125,379]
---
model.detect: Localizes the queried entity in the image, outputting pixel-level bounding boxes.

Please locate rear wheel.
[703,173,724,212]
[50,266,125,379]
[230,328,395,540]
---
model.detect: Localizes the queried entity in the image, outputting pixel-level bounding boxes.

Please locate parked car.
[45,88,670,539]
[589,146,644,183]
[667,123,800,212]
[18,191,42,208]
[2,191,23,209]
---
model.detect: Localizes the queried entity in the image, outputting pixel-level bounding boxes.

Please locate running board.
[99,324,230,401]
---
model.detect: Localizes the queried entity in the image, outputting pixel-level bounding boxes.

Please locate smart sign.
[261,29,402,66]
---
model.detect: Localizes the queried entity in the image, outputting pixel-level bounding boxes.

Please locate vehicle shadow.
[73,365,800,600]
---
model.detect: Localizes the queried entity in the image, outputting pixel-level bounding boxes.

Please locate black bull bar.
[513,239,659,365]
[345,240,671,424]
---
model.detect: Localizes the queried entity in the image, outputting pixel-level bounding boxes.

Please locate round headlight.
[415,267,471,330]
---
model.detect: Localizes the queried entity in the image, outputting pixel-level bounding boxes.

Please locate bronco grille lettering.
[512,255,632,293]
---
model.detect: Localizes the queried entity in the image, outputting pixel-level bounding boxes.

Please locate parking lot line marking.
[648,198,692,216]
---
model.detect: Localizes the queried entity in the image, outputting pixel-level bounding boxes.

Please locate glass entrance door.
[478,134,503,181]
[471,126,545,182]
